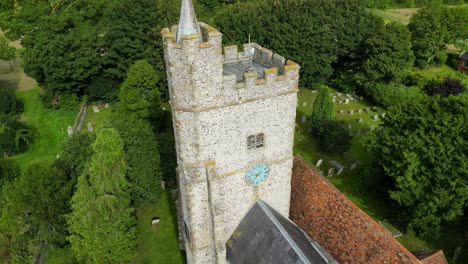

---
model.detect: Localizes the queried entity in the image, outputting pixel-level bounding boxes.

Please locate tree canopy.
[67,128,136,263]
[365,96,468,238]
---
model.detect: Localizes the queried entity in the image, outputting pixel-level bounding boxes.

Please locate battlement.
[161,22,222,50]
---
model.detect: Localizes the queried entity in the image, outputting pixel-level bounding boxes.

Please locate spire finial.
[176,0,202,43]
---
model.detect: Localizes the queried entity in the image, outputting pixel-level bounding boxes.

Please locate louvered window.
[247,133,265,150]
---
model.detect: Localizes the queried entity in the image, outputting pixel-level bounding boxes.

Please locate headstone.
[327,168,335,177]
[67,126,74,137]
[56,154,60,159]
[360,96,363,100]
[346,94,352,99]
[92,105,100,113]
[339,110,344,114]
[372,106,377,111]
[104,103,110,108]
[301,114,307,123]
[152,218,160,225]
[337,93,342,96]
[316,159,323,167]
[349,110,354,115]
[357,129,361,136]
[345,98,350,104]
[170,189,178,200]
[87,122,94,132]
[348,124,352,129]
[302,102,307,107]
[162,107,166,111]
[338,100,342,104]
[333,96,337,99]
[366,107,371,113]
[312,90,317,93]
[381,113,386,118]
[161,181,166,190]
[358,109,362,113]
[371,125,376,131]
[332,99,336,102]
[373,115,379,121]
[349,130,353,137]
[350,162,358,170]
[359,118,363,123]
[329,160,344,175]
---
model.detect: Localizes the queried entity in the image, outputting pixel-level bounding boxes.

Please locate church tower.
[161,0,299,263]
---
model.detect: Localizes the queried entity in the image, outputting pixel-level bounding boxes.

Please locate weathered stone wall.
[163,22,299,264]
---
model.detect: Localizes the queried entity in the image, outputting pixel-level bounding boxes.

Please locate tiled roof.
[226,200,338,264]
[289,155,448,264]
[418,250,448,264]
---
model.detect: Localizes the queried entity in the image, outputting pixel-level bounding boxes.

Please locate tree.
[425,78,466,96]
[311,85,334,122]
[0,88,22,114]
[442,6,468,50]
[0,36,15,70]
[311,119,352,153]
[0,158,19,191]
[408,2,446,68]
[365,96,468,238]
[111,112,162,206]
[119,60,161,120]
[0,162,72,263]
[0,114,34,156]
[67,128,136,263]
[358,21,414,85]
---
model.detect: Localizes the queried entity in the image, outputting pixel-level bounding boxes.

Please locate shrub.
[425,78,466,96]
[0,89,22,114]
[0,158,20,189]
[86,75,120,102]
[434,51,448,66]
[365,82,423,107]
[0,114,34,156]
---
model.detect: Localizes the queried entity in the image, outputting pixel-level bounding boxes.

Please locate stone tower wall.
[162,22,299,264]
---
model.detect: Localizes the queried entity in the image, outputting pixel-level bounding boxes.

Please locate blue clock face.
[245,163,270,186]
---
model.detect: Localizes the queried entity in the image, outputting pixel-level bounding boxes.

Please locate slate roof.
[289,155,448,264]
[226,200,338,264]
[459,51,468,60]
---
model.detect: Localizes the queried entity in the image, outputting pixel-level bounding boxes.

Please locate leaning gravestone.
[338,100,342,104]
[104,103,110,108]
[329,160,344,175]
[92,105,100,113]
[327,168,335,177]
[301,114,307,123]
[366,107,371,113]
[358,109,362,113]
[316,159,323,167]
[373,115,379,121]
[67,126,74,137]
[372,106,377,111]
[87,122,94,133]
[302,102,307,107]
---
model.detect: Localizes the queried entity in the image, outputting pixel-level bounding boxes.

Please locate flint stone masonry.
[163,21,299,264]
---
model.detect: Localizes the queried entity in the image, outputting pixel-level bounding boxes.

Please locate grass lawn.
[133,191,185,264]
[13,86,78,170]
[80,103,113,132]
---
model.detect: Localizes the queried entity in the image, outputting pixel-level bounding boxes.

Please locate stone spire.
[176,0,202,43]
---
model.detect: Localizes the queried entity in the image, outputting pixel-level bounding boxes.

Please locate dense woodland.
[0,0,467,263]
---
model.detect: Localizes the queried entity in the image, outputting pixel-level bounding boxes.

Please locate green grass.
[80,103,113,132]
[133,191,184,264]
[13,86,78,170]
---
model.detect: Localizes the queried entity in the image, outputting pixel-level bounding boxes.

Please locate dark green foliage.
[425,78,466,96]
[214,0,370,85]
[357,21,414,85]
[311,119,352,153]
[85,74,120,102]
[311,86,334,122]
[68,128,136,263]
[442,6,468,50]
[111,112,162,206]
[0,158,19,190]
[119,60,162,120]
[54,132,96,187]
[54,93,80,110]
[0,114,34,156]
[0,36,15,66]
[0,162,72,262]
[0,89,22,114]
[365,82,423,107]
[365,96,468,238]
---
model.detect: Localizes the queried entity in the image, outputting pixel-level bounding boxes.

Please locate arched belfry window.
[247,133,265,150]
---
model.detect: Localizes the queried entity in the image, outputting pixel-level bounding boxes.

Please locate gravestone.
[327,168,335,177]
[357,129,361,136]
[332,99,336,102]
[345,99,350,104]
[359,118,363,123]
[360,96,363,100]
[338,100,342,104]
[373,115,379,121]
[350,162,358,170]
[302,102,307,107]
[301,114,307,123]
[349,110,354,115]
[152,218,160,225]
[366,107,371,113]
[329,160,344,175]
[92,105,100,113]
[372,106,377,111]
[162,107,166,111]
[381,113,386,118]
[337,93,342,96]
[312,90,317,93]
[339,110,344,114]
[67,126,74,137]
[316,159,323,167]
[358,109,362,113]
[104,103,110,108]
[161,181,166,190]
[346,94,352,99]
[56,154,60,159]
[371,125,376,131]
[87,123,94,132]
[349,130,353,137]
[348,124,352,129]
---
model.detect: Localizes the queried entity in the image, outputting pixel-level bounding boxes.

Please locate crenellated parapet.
[162,23,299,111]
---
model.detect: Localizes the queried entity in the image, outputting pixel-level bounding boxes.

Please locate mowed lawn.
[14,86,78,170]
